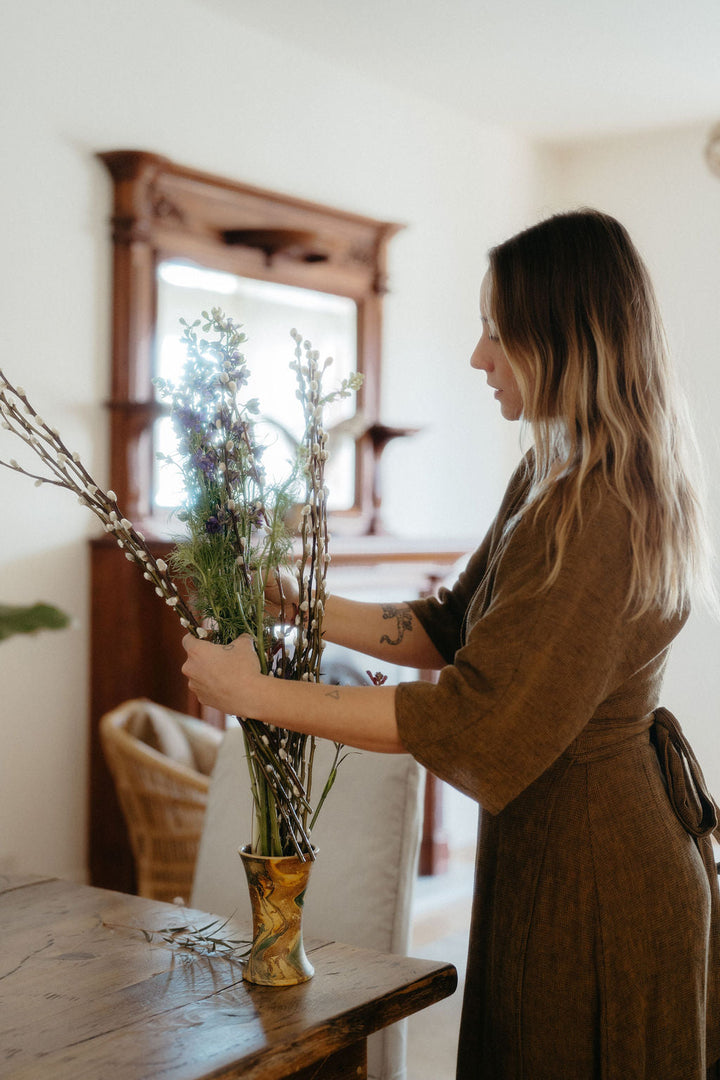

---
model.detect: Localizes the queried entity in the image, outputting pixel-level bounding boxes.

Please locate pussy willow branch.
[0,366,315,855]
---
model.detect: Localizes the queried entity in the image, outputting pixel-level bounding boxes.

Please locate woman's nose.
[471,340,491,371]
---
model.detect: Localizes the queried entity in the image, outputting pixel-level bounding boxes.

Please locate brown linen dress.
[395,455,720,1080]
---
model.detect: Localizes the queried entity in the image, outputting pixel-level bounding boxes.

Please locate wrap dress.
[395,454,720,1079]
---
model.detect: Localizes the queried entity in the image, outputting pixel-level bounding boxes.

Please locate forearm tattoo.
[380,603,414,646]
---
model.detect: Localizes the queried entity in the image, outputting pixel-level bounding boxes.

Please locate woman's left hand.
[181,633,262,716]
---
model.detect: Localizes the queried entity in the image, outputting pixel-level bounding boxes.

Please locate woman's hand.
[263,566,299,623]
[181,633,262,716]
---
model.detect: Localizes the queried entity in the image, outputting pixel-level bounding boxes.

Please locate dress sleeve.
[395,491,635,813]
[407,455,534,664]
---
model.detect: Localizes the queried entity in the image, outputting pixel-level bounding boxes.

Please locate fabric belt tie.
[651,707,718,839]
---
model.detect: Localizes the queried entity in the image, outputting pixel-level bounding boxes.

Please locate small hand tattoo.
[325,689,340,700]
[380,604,413,646]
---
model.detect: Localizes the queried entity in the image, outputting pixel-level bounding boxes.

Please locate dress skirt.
[456,717,719,1080]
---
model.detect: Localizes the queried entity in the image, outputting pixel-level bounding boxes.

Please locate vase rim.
[239,844,319,862]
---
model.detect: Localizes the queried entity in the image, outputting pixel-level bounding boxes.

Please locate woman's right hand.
[264,566,299,623]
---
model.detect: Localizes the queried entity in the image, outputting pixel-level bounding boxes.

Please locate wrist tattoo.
[380,603,414,646]
[325,689,340,700]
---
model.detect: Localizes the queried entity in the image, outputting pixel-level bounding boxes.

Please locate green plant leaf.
[0,603,70,643]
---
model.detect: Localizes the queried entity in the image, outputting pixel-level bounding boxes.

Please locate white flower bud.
[125,552,135,562]
[156,558,168,573]
[35,416,44,427]
[197,627,208,639]
[120,518,132,530]
[16,386,25,396]
[143,572,152,581]
[155,587,164,597]
[116,539,124,548]
[107,490,117,501]
[166,596,179,607]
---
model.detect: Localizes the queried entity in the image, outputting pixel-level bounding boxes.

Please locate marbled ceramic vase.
[239,845,316,986]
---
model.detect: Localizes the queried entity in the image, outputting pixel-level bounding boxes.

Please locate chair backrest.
[100,699,222,903]
[191,725,425,1080]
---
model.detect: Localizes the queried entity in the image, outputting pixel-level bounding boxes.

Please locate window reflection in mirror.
[153,260,359,515]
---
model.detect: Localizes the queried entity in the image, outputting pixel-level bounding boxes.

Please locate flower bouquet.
[0,309,362,866]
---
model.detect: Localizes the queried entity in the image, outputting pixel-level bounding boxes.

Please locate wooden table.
[0,874,457,1079]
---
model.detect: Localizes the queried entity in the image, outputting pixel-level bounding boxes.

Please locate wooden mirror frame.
[98,149,403,535]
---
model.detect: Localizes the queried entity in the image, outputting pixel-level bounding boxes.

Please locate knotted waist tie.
[566,707,718,839]
[650,707,718,839]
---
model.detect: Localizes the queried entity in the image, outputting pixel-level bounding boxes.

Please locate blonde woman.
[182,210,719,1079]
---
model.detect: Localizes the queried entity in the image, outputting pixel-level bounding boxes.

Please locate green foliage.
[0,602,70,643]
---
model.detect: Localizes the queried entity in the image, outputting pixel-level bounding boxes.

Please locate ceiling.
[199,0,720,142]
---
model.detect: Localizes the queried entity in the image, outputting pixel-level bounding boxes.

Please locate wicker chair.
[100,699,223,903]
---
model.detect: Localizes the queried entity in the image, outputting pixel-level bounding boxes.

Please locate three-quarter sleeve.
[395,489,637,814]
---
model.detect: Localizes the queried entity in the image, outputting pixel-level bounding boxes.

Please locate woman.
[182,209,719,1079]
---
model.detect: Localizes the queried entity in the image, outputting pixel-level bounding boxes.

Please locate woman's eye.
[482,317,499,343]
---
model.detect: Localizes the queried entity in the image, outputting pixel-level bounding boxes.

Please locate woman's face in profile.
[470,273,523,422]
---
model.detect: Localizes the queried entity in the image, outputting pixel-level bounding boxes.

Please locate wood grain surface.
[0,875,457,1079]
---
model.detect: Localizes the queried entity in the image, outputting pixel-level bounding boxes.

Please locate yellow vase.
[239,845,316,986]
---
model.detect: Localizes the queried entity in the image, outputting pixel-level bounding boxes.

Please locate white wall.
[537,124,720,795]
[0,0,537,881]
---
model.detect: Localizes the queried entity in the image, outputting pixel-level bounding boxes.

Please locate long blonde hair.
[487,209,712,618]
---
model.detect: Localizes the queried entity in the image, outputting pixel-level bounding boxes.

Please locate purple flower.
[191,449,216,476]
[174,406,203,433]
[205,516,222,534]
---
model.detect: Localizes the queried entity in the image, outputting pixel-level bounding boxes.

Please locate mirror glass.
[153,259,359,513]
